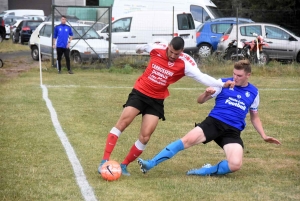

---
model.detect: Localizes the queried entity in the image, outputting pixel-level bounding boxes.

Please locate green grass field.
[0,60,300,201]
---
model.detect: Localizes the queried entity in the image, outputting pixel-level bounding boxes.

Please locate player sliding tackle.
[138,60,281,176]
[98,37,234,176]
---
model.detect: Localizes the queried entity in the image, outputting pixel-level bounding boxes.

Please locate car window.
[265,26,290,40]
[72,26,101,39]
[224,25,233,34]
[40,25,52,37]
[111,17,131,32]
[178,14,195,30]
[240,25,262,36]
[211,24,231,34]
[196,23,205,32]
[17,21,23,29]
[190,5,210,23]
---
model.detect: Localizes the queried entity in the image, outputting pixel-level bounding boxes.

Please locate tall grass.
[0,58,299,200]
[0,39,29,53]
[38,54,300,78]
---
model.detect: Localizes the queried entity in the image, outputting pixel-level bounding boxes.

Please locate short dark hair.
[61,15,66,19]
[234,60,251,73]
[170,37,184,50]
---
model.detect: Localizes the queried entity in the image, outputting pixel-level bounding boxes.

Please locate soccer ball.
[100,160,122,181]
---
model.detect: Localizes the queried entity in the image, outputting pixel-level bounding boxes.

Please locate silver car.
[216,23,300,62]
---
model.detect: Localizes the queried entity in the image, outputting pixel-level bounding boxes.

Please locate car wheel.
[71,51,82,64]
[198,44,212,57]
[31,46,40,61]
[0,33,3,43]
[20,36,25,45]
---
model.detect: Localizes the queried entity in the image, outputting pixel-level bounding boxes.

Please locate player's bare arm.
[197,87,216,104]
[250,110,281,145]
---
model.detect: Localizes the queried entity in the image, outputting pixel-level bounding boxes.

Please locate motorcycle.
[225,33,270,65]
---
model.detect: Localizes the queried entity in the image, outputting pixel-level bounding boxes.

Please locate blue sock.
[150,139,184,167]
[207,160,232,175]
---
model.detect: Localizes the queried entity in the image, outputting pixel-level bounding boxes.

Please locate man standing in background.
[53,15,73,74]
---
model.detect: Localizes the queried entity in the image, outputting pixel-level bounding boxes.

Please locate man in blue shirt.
[137,60,281,176]
[53,15,73,74]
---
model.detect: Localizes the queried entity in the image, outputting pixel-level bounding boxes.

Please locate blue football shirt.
[209,78,259,131]
[53,24,73,48]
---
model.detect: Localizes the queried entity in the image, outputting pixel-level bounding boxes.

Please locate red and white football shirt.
[134,43,223,99]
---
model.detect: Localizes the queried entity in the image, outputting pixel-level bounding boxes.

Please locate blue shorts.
[123,89,165,120]
[196,116,244,148]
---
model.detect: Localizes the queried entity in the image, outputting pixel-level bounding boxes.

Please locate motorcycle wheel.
[255,51,269,65]
[225,48,236,60]
[0,59,3,68]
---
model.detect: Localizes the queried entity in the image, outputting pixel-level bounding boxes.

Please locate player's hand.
[53,45,56,49]
[263,136,281,145]
[223,80,235,89]
[205,87,216,96]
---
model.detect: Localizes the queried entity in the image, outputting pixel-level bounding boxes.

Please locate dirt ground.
[0,50,40,79]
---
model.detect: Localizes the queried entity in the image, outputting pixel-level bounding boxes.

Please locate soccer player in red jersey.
[98,37,234,176]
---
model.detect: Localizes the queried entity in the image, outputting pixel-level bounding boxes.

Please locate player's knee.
[228,160,242,172]
[139,135,150,144]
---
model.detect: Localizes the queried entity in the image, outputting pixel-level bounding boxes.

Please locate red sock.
[103,133,119,160]
[122,144,143,165]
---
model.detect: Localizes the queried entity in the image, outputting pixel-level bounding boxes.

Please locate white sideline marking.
[41,84,97,201]
[46,84,300,91]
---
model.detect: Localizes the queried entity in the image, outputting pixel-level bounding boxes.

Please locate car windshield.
[0,12,7,17]
[72,26,101,39]
[206,6,223,19]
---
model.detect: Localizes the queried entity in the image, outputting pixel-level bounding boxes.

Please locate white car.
[29,22,119,63]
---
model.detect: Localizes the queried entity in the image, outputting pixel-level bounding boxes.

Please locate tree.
[213,0,300,35]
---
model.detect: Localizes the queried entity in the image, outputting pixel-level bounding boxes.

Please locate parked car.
[10,19,25,38]
[97,10,197,55]
[0,9,44,18]
[0,17,6,42]
[196,18,254,57]
[12,20,43,44]
[29,22,119,63]
[4,16,25,39]
[216,23,300,63]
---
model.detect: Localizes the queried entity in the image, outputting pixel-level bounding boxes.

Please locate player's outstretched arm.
[197,87,216,104]
[250,110,281,145]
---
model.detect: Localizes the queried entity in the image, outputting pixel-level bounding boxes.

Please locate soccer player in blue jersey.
[137,60,281,176]
[53,15,73,74]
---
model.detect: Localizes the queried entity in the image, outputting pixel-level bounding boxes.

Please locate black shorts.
[123,89,165,120]
[196,116,244,148]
